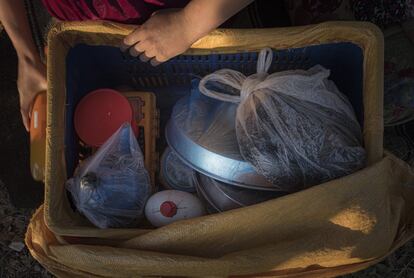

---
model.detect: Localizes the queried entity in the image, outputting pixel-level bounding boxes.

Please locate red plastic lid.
[74,88,136,147]
[160,201,178,218]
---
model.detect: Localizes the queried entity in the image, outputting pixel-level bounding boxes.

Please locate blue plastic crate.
[65,42,364,176]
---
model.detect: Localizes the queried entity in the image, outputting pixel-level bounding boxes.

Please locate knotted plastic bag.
[66,123,151,228]
[199,48,366,192]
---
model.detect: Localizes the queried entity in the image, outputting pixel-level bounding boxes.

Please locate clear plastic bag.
[66,123,151,228]
[199,48,366,192]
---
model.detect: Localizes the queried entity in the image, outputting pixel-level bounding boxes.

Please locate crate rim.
[44,20,384,237]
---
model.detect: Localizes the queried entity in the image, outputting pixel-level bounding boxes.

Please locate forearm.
[182,0,254,42]
[0,0,39,62]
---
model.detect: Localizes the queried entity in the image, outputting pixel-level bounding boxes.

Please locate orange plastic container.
[30,92,47,182]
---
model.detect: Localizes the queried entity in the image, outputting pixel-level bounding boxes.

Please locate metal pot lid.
[160,147,196,193]
[166,86,277,190]
[196,172,285,212]
[193,172,221,213]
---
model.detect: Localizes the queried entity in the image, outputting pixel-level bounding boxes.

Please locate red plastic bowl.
[74,88,137,147]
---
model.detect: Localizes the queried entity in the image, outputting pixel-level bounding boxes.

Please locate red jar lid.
[160,201,178,218]
[75,88,137,147]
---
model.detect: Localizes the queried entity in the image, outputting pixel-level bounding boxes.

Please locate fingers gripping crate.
[44,21,383,237]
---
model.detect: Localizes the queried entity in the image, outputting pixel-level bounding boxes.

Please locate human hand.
[121,9,195,65]
[17,56,47,131]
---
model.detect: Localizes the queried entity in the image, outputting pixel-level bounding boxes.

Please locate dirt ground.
[0,181,51,278]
